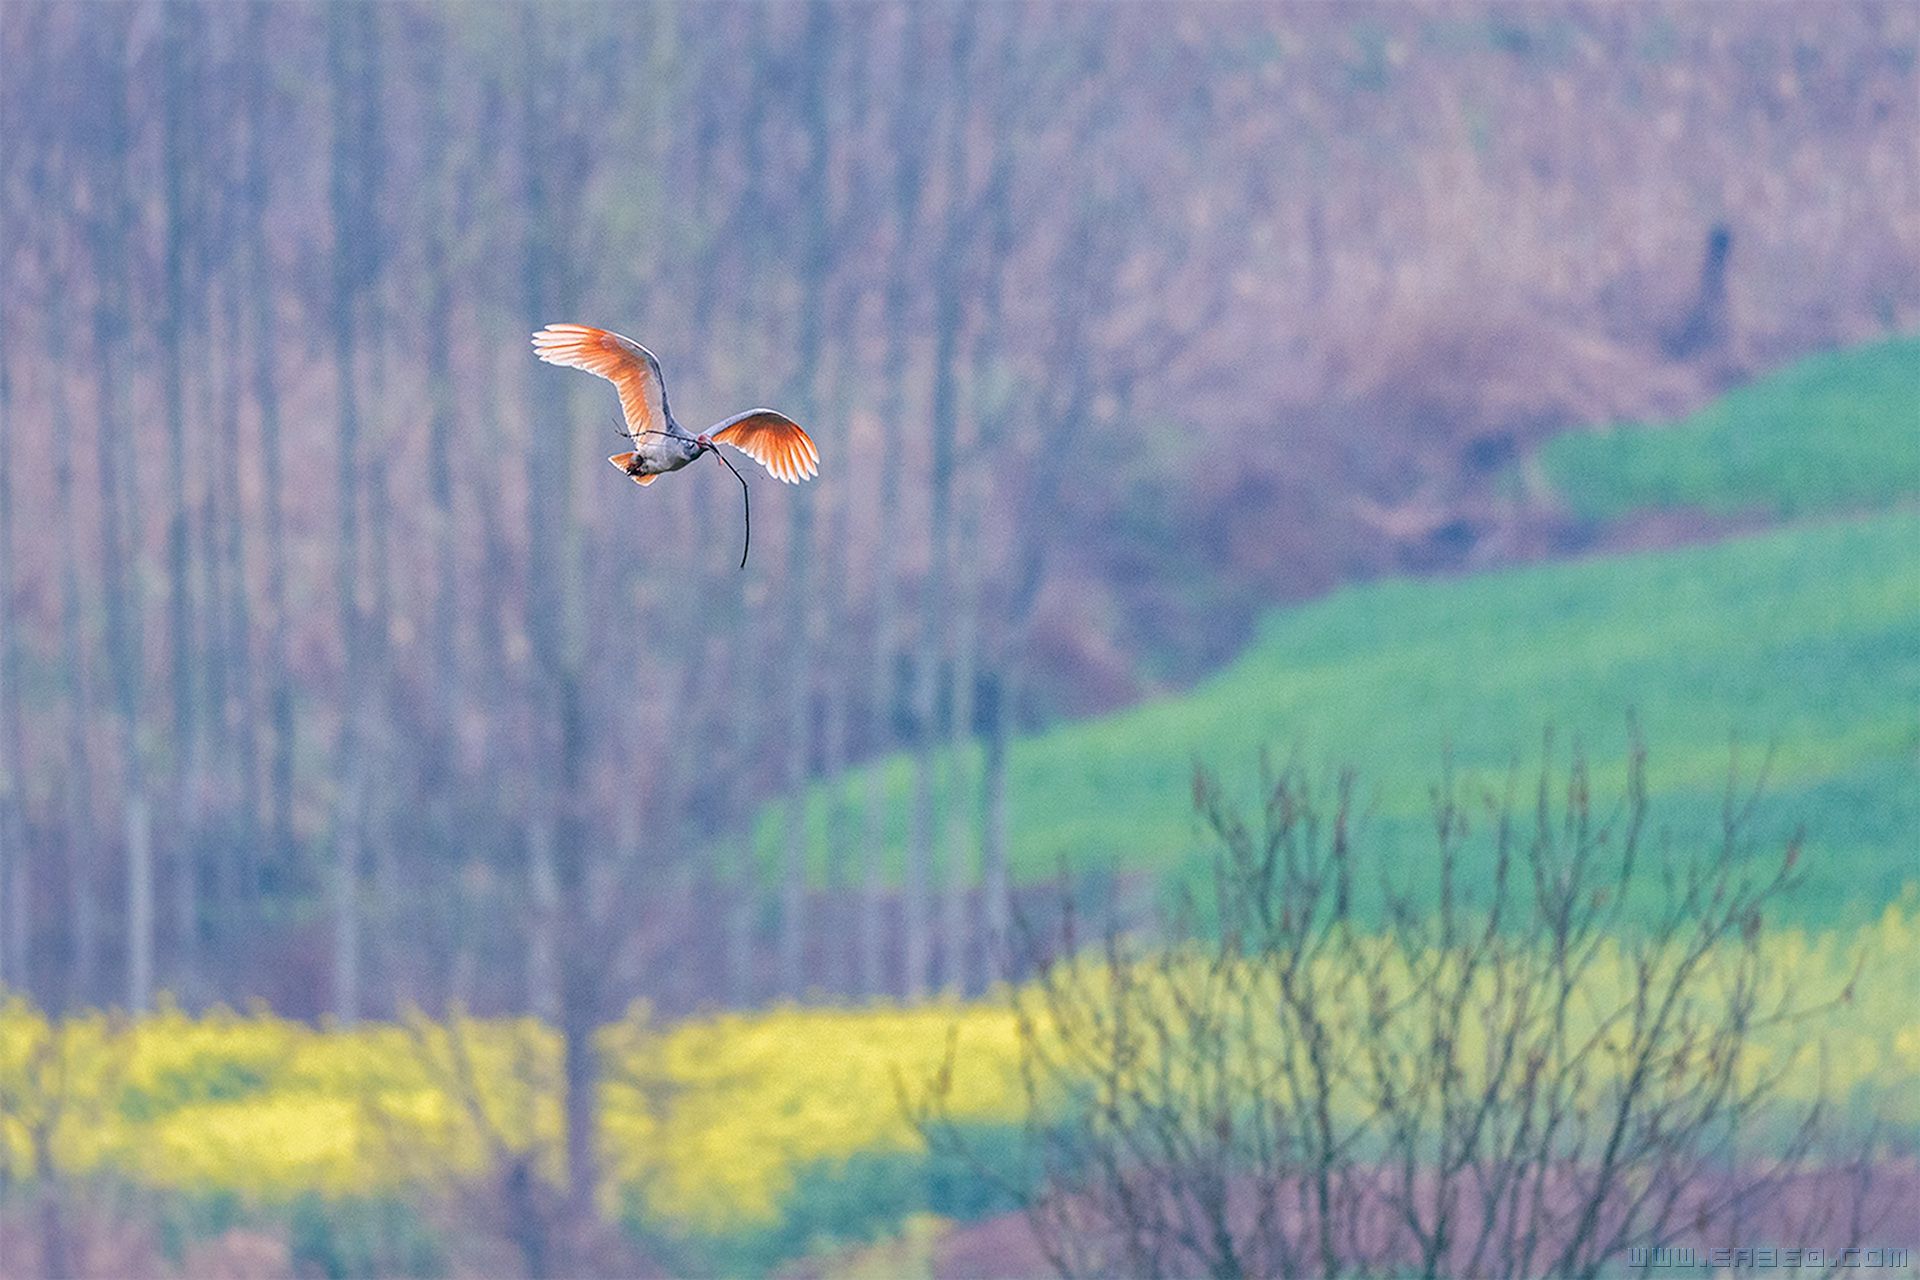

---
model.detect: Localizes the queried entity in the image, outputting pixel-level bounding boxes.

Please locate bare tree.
[356,1003,657,1278]
[917,742,1881,1278]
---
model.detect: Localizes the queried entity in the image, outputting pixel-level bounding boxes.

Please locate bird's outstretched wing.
[708,409,820,484]
[531,324,670,439]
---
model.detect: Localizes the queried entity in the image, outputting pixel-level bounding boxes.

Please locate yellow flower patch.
[2,912,1914,1231]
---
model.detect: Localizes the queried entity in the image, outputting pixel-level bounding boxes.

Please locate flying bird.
[531,323,819,566]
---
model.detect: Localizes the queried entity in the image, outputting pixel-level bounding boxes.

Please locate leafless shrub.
[914,741,1885,1279]
[356,1007,570,1279]
[357,1004,664,1279]
[0,1004,132,1279]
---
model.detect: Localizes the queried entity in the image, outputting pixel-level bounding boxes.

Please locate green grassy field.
[1539,335,1920,519]
[766,337,1920,927]
[776,510,1918,926]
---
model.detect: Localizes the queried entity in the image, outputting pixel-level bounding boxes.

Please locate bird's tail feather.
[608,452,658,486]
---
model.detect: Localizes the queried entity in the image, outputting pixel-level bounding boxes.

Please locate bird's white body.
[624,423,705,480]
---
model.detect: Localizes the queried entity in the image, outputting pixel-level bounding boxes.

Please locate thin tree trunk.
[779,568,813,999]
[885,5,932,1001]
[356,7,399,1013]
[195,280,229,956]
[45,280,100,1003]
[917,11,976,997]
[815,24,873,1004]
[939,455,979,995]
[716,9,779,1010]
[907,624,937,1001]
[817,342,859,999]
[859,649,891,998]
[858,536,894,990]
[244,0,296,884]
[972,34,1020,986]
[777,0,834,1001]
[470,339,516,1010]
[719,543,763,1009]
[192,290,228,992]
[192,264,228,867]
[520,2,561,1025]
[522,11,597,1236]
[981,666,1011,981]
[420,24,465,1008]
[216,283,260,952]
[555,677,597,1231]
[526,815,559,1020]
[89,19,153,1013]
[0,245,21,994]
[159,0,203,994]
[727,827,758,1006]
[364,315,401,1011]
[778,648,813,999]
[326,0,366,1023]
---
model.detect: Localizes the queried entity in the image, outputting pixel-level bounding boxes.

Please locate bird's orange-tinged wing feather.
[708,409,819,485]
[530,324,669,438]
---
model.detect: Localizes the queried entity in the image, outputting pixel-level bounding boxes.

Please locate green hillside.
[776,511,1918,926]
[767,339,1920,927]
[1540,335,1920,519]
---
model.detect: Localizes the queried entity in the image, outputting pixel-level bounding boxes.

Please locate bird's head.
[695,433,714,451]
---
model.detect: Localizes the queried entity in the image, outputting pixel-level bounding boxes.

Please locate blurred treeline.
[0,0,1914,1024]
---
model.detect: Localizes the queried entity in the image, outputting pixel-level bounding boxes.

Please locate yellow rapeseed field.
[3,908,1916,1234]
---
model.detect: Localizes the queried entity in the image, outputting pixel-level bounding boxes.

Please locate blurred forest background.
[2,0,1913,1023]
[3,1,1918,1275]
